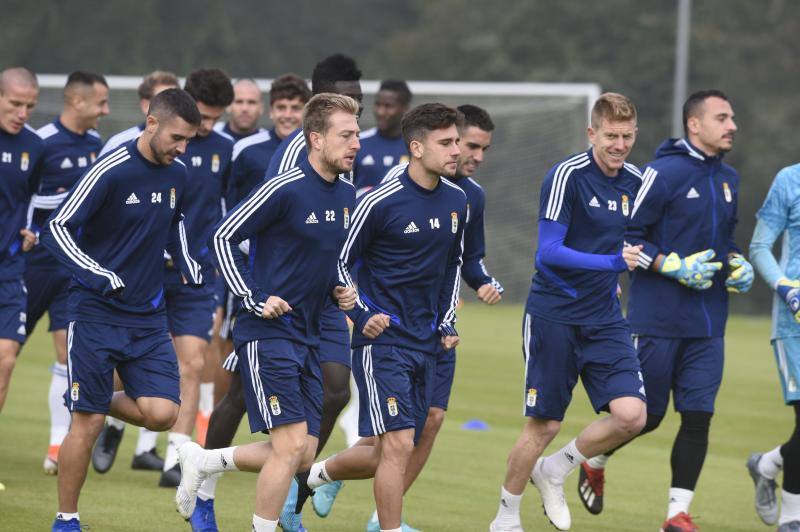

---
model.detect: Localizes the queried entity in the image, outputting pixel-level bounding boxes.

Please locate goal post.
[32,75,601,302]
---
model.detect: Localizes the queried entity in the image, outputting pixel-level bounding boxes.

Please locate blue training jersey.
[526,149,642,325]
[338,167,467,353]
[626,138,740,338]
[352,127,407,193]
[178,131,233,280]
[27,120,103,269]
[213,122,264,144]
[98,123,143,158]
[266,127,305,178]
[211,158,355,349]
[750,163,800,340]
[0,125,45,281]
[40,140,202,328]
[227,128,282,208]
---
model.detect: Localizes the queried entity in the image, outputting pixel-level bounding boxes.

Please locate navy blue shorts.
[523,313,645,421]
[636,336,723,416]
[24,264,70,334]
[237,338,322,437]
[0,279,27,343]
[319,305,351,368]
[164,266,215,341]
[65,321,180,414]
[352,344,436,444]
[430,346,456,410]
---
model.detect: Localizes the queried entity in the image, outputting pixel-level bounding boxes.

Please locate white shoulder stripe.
[440,177,467,199]
[380,162,408,184]
[37,123,59,140]
[466,177,484,190]
[278,133,306,173]
[545,153,590,220]
[232,130,272,161]
[630,166,658,219]
[359,127,378,140]
[623,162,643,179]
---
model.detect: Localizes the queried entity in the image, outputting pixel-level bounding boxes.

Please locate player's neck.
[307,153,338,183]
[407,161,439,191]
[230,122,256,137]
[379,125,401,139]
[686,135,720,158]
[59,111,89,135]
[136,135,158,165]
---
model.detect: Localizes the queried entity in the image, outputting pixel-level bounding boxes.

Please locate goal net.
[32,75,600,303]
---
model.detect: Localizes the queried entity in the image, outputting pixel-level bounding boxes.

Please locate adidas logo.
[686,187,700,199]
[305,212,319,224]
[125,193,140,205]
[221,455,228,469]
[589,196,601,208]
[403,221,420,234]
[565,452,575,464]
[362,154,375,166]
[60,157,73,169]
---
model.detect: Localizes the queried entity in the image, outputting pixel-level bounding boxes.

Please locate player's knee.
[425,408,445,435]
[612,399,647,437]
[179,354,205,380]
[0,350,16,375]
[640,412,664,435]
[677,410,712,442]
[381,432,414,460]
[527,417,561,442]
[322,385,350,414]
[144,408,179,431]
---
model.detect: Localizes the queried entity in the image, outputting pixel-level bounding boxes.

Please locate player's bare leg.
[0,339,20,412]
[402,406,445,491]
[57,412,105,513]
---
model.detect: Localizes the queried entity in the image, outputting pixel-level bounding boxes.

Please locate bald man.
[24,71,110,475]
[0,67,45,413]
[213,78,265,142]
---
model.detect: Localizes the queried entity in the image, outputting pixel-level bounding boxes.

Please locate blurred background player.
[0,67,45,415]
[213,77,265,143]
[580,90,751,532]
[43,87,202,532]
[352,79,411,196]
[24,71,109,476]
[332,104,505,531]
[175,92,358,532]
[92,70,180,475]
[295,103,466,532]
[490,93,646,532]
[99,71,179,156]
[747,162,800,531]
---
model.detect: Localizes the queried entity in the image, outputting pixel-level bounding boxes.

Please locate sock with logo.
[163,432,191,471]
[56,512,79,522]
[203,446,239,474]
[666,487,693,519]
[492,486,523,527]
[252,514,278,532]
[48,363,70,446]
[541,438,586,484]
[308,459,332,489]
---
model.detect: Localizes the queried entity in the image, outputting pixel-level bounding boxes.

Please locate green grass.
[0,305,790,531]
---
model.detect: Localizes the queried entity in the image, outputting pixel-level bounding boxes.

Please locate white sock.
[667,487,694,519]
[308,459,332,489]
[203,446,239,473]
[198,472,221,500]
[760,446,784,479]
[586,454,609,470]
[48,363,70,446]
[541,438,586,484]
[135,428,159,456]
[338,375,361,448]
[252,514,278,532]
[163,432,191,471]
[781,490,800,525]
[56,512,79,521]
[199,382,214,415]
[107,416,125,430]
[493,486,522,527]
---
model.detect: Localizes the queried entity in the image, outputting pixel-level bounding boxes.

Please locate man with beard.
[175,93,359,532]
[44,88,202,532]
[213,78,265,143]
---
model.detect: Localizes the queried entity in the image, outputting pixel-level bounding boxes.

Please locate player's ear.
[145,114,159,133]
[409,139,423,159]
[309,130,322,151]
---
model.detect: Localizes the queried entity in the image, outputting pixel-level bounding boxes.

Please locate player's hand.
[476,283,502,305]
[332,286,357,311]
[725,253,754,293]
[362,313,390,339]
[622,244,643,271]
[261,296,292,319]
[20,228,37,252]
[658,249,722,290]
[776,278,800,323]
[441,335,459,350]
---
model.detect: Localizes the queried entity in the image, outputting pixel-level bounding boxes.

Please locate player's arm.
[20,151,45,250]
[165,206,203,286]
[436,204,467,350]
[724,177,754,293]
[336,195,385,335]
[461,192,503,304]
[211,177,288,318]
[628,166,721,288]
[40,168,124,296]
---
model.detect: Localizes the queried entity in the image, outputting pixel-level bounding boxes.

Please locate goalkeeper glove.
[658,249,722,290]
[725,253,754,293]
[776,278,800,324]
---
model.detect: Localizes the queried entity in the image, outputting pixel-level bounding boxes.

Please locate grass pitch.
[0,305,790,531]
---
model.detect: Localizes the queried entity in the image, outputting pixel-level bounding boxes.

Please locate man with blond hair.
[490,93,647,532]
